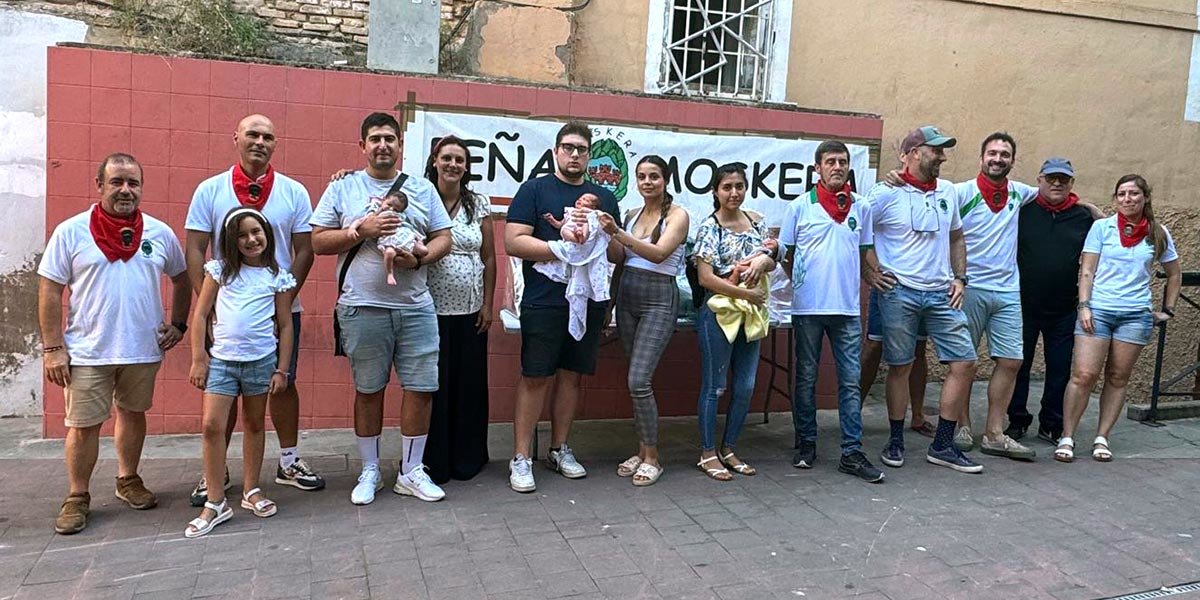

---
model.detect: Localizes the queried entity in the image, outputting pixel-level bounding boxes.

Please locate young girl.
[185,207,295,538]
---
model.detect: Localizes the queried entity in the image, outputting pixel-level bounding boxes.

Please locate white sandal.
[1054,437,1075,463]
[697,456,731,481]
[616,456,642,478]
[721,451,757,476]
[185,499,232,538]
[240,487,277,517]
[1092,436,1113,462]
[632,462,662,487]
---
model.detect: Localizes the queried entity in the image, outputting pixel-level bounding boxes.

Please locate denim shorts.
[866,288,926,343]
[878,284,976,365]
[336,304,439,393]
[962,288,1024,360]
[1076,307,1154,346]
[206,354,276,397]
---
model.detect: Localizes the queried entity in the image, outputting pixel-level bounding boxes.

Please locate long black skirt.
[425,312,490,484]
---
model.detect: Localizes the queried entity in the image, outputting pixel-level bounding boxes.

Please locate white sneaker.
[350,464,383,505]
[394,466,445,502]
[546,443,587,479]
[954,426,976,452]
[509,454,536,493]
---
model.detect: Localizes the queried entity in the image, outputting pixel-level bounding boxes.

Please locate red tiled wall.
[43,46,883,438]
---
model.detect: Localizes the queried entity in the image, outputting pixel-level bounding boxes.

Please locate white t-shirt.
[1084,216,1179,312]
[954,179,1038,292]
[866,180,961,291]
[184,167,313,312]
[204,260,297,362]
[38,207,187,366]
[780,188,873,316]
[310,171,452,309]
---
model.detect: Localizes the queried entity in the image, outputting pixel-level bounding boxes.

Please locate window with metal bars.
[650,0,788,102]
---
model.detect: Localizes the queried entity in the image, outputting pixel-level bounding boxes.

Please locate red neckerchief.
[976,173,1009,213]
[89,204,143,262]
[899,169,936,193]
[815,182,853,224]
[1117,212,1149,248]
[1035,191,1079,214]
[232,163,275,210]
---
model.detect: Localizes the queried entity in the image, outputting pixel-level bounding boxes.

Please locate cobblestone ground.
[1,384,1198,600]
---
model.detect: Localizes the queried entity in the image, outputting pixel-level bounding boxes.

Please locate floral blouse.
[428,194,491,315]
[692,211,767,277]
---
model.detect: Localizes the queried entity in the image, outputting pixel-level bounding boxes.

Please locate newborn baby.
[542,193,601,244]
[534,192,612,341]
[726,238,779,284]
[348,190,428,286]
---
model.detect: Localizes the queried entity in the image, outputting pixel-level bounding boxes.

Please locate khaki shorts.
[64,363,161,428]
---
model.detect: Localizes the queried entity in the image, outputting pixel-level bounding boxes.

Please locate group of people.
[38,111,1180,537]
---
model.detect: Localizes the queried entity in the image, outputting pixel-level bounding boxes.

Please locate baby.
[542,193,601,243]
[348,190,428,286]
[726,238,780,284]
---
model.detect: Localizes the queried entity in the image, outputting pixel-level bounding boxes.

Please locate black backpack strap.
[333,172,409,356]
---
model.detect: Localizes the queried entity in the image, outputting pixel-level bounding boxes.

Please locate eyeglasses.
[558,143,591,157]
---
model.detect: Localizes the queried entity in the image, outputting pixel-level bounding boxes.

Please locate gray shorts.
[335,304,439,393]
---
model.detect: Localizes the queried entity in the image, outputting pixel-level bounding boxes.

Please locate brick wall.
[42,46,882,438]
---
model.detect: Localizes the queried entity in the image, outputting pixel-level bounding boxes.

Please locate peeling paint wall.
[0,9,87,416]
[464,1,574,85]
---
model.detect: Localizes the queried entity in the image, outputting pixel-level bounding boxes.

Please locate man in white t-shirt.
[183,114,323,506]
[780,140,882,484]
[38,153,191,534]
[311,112,453,505]
[863,126,981,474]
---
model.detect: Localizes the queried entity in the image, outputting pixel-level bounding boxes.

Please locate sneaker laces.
[557,444,577,464]
[291,458,314,475]
[358,464,380,483]
[407,466,434,487]
[512,455,532,476]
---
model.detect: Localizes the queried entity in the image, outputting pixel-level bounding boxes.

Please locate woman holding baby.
[688,163,777,481]
[597,155,690,487]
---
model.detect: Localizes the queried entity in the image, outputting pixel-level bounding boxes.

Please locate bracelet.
[43,345,64,354]
[1077,301,1091,309]
[1163,307,1175,317]
[272,369,287,377]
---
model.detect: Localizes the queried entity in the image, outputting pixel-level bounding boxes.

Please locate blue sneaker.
[926,444,984,473]
[879,441,905,468]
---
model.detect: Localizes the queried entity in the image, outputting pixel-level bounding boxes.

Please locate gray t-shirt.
[310,171,452,309]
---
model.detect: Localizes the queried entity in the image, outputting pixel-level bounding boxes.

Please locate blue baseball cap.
[1040,157,1075,177]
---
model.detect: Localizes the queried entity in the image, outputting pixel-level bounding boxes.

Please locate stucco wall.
[0,8,86,417]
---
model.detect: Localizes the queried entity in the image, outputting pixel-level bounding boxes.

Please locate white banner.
[402,110,874,230]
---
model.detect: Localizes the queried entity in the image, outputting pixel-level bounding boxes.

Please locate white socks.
[279,447,297,470]
[357,435,380,469]
[401,434,427,476]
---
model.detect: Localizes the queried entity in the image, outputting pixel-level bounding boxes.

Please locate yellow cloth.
[706,277,770,343]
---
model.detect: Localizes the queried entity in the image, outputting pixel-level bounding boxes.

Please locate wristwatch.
[954,274,970,286]
[171,321,188,334]
[1163,306,1176,318]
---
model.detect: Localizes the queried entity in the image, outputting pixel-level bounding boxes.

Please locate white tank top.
[622,206,685,276]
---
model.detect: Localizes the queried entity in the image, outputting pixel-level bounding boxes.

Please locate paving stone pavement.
[1,382,1199,600]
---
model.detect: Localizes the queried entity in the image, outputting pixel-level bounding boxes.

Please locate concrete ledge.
[1128,400,1200,422]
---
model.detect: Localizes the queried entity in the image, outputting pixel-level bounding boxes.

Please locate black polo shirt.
[1017,201,1096,318]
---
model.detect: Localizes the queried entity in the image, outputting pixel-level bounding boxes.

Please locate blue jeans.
[791,315,864,454]
[878,285,977,365]
[696,303,760,451]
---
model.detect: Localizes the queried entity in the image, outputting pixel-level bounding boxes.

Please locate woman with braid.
[596,156,689,486]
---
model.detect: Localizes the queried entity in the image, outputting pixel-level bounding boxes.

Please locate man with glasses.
[503,121,620,493]
[863,125,981,474]
[1007,158,1095,444]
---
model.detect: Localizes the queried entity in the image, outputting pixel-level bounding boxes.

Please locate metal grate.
[1102,581,1200,600]
[660,0,776,101]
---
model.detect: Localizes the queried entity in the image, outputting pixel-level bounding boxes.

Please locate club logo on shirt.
[847,216,857,231]
[140,240,153,257]
[939,199,948,213]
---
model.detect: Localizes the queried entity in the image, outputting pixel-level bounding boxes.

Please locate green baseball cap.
[901,126,957,154]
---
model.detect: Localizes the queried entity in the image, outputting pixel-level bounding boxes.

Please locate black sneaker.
[926,444,983,474]
[1004,423,1028,441]
[792,441,817,469]
[189,469,231,507]
[276,458,326,491]
[838,451,884,483]
[880,441,905,468]
[1036,426,1062,444]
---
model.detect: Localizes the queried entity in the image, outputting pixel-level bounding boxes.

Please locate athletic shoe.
[926,444,984,473]
[792,441,817,469]
[510,454,536,493]
[546,444,587,479]
[954,426,976,452]
[189,469,231,508]
[1037,426,1062,445]
[1003,423,1028,441]
[838,451,884,483]
[350,464,383,505]
[880,441,905,468]
[394,466,445,502]
[980,434,1037,461]
[276,458,326,491]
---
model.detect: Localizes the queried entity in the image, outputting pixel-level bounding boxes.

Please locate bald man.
[183,114,323,505]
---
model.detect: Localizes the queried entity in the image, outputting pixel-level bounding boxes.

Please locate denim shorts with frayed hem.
[205,354,276,397]
[1075,307,1154,346]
